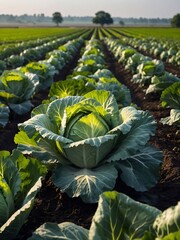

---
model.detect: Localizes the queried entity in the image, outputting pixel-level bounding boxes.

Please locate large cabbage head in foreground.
[15,90,162,203]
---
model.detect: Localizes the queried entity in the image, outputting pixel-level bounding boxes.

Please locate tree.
[171,13,180,27]
[119,20,125,26]
[52,12,63,26]
[92,11,113,27]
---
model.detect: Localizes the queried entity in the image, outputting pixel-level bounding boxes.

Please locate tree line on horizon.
[0,13,172,26]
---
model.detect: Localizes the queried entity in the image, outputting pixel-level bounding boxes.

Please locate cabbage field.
[0,27,179,239]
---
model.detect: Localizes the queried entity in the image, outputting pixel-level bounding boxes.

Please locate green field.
[111,27,180,40]
[0,27,180,43]
[0,27,83,43]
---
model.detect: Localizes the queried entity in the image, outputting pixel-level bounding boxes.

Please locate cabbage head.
[15,90,162,203]
[0,70,39,114]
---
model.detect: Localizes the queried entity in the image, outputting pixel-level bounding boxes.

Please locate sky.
[0,0,179,18]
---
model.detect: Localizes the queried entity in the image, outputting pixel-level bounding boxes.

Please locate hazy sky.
[0,0,179,18]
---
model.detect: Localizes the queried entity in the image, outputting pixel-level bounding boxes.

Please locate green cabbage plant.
[146,72,180,94]
[118,48,137,63]
[15,90,162,203]
[48,78,96,99]
[75,54,106,74]
[160,82,180,125]
[20,61,57,91]
[7,54,24,68]
[125,53,151,73]
[0,70,39,114]
[0,150,46,240]
[132,59,165,86]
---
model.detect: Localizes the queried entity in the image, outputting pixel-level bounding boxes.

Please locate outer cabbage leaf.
[161,231,180,240]
[31,103,49,117]
[9,100,33,115]
[0,178,42,240]
[28,222,88,240]
[49,79,95,99]
[116,145,163,191]
[0,150,20,198]
[89,191,160,240]
[52,164,118,203]
[160,109,180,125]
[14,131,67,166]
[97,81,131,107]
[47,96,84,126]
[11,149,47,203]
[107,107,156,161]
[159,81,180,125]
[18,114,72,145]
[146,82,173,94]
[153,201,180,238]
[160,82,180,109]
[0,178,14,226]
[0,103,9,127]
[0,150,44,239]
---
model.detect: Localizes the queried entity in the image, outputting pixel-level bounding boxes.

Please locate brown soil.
[0,40,179,239]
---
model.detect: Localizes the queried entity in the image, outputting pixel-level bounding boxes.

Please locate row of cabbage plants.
[0,30,92,127]
[124,36,180,66]
[104,36,180,125]
[0,31,92,239]
[0,28,85,59]
[0,32,179,239]
[108,28,180,66]
[0,29,88,73]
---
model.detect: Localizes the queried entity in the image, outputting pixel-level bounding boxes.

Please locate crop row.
[0,28,82,59]
[100,29,180,126]
[0,28,89,71]
[106,28,180,67]
[0,29,93,239]
[0,29,179,239]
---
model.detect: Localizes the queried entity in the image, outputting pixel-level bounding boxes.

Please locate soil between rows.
[0,40,179,239]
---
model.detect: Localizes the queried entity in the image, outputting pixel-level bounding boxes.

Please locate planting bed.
[0,38,179,240]
[104,45,180,208]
